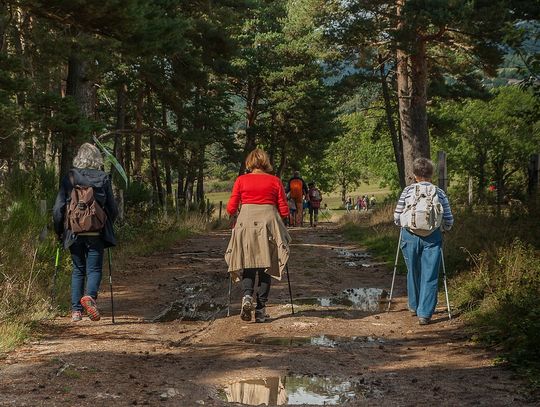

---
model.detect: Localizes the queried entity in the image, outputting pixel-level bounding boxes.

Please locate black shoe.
[418,317,430,325]
[240,295,254,321]
[255,307,269,323]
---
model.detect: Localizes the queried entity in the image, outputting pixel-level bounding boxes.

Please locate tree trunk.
[149,132,163,206]
[396,2,430,185]
[379,54,405,188]
[112,83,127,220]
[276,142,287,178]
[196,146,205,203]
[60,54,95,182]
[184,151,197,206]
[133,89,144,179]
[238,81,259,175]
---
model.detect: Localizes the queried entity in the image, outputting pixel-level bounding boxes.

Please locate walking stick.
[227,273,232,317]
[50,245,61,307]
[387,228,403,312]
[440,247,452,320]
[107,248,116,324]
[286,264,294,315]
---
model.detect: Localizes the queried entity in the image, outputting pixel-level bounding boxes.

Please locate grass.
[206,182,391,211]
[341,202,540,393]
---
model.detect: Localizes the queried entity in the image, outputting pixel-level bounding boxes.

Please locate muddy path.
[0,224,530,406]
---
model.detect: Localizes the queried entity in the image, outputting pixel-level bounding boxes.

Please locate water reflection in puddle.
[219,375,365,405]
[294,288,387,312]
[243,334,385,348]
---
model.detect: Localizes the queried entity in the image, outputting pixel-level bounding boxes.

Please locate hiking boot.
[71,311,82,322]
[80,295,101,321]
[240,295,254,322]
[255,308,269,323]
[418,317,430,325]
[408,307,417,316]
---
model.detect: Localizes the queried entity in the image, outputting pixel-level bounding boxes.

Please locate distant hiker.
[363,195,369,211]
[307,182,322,227]
[225,148,291,323]
[53,143,118,323]
[285,170,308,226]
[355,196,361,211]
[394,157,454,325]
[345,196,352,212]
[287,194,296,227]
[370,194,376,208]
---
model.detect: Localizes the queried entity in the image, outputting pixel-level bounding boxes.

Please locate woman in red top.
[224,148,291,323]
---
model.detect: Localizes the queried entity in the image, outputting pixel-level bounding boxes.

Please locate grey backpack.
[399,184,443,236]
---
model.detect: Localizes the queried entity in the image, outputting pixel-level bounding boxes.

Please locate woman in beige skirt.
[225,149,291,322]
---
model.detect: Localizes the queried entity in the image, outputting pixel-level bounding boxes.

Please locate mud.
[0,225,532,406]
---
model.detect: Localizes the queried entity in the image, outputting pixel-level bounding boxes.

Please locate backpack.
[66,185,107,234]
[399,184,443,236]
[289,178,304,199]
[309,188,321,208]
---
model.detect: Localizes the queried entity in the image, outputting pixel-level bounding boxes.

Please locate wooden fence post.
[437,151,448,192]
[468,176,473,207]
[219,201,223,221]
[206,198,210,222]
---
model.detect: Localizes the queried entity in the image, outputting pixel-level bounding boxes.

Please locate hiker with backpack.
[394,157,454,325]
[225,148,291,323]
[53,143,118,322]
[285,171,308,227]
[307,182,322,227]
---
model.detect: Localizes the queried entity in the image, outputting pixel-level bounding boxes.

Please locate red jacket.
[227,173,289,218]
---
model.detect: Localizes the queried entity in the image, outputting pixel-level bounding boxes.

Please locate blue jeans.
[400,228,442,319]
[69,236,104,311]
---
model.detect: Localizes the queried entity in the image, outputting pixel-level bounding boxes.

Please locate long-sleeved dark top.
[53,168,118,249]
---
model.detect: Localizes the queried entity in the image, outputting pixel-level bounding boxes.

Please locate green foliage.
[432,87,540,203]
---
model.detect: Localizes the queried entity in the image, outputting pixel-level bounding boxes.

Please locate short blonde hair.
[245,148,273,174]
[73,143,104,170]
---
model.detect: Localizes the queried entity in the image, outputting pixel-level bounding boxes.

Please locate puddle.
[242,334,385,348]
[334,248,371,259]
[153,282,224,322]
[219,375,366,405]
[294,288,387,312]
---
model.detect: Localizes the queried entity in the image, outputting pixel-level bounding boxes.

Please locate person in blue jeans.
[393,158,454,325]
[53,143,118,322]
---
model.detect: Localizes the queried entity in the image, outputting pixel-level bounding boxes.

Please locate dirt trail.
[0,224,529,406]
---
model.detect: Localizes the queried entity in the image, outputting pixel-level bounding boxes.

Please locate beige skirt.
[224,204,291,282]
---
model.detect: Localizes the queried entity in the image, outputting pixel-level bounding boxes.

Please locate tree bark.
[149,132,163,206]
[60,54,95,182]
[378,54,405,188]
[112,83,127,220]
[396,1,430,185]
[133,88,144,179]
[238,81,259,175]
[196,146,205,203]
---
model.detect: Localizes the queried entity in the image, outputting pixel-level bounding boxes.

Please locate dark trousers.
[69,236,104,311]
[242,268,271,309]
[309,207,319,225]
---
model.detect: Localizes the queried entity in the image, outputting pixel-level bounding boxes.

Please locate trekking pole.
[386,228,403,312]
[227,273,232,317]
[440,247,452,320]
[107,248,116,324]
[285,264,294,315]
[50,244,61,308]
